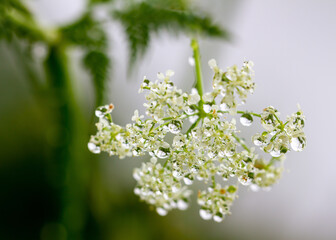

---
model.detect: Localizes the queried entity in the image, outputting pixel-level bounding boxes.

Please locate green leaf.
[83,50,110,106]
[61,14,107,50]
[0,0,42,42]
[113,1,229,64]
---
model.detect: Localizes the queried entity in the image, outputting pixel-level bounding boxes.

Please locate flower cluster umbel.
[88,59,306,222]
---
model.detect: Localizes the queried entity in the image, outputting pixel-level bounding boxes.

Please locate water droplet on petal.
[203,104,211,113]
[189,115,198,123]
[240,113,253,126]
[185,106,196,115]
[168,120,182,134]
[253,138,263,147]
[154,147,170,159]
[183,175,194,185]
[177,200,188,210]
[173,170,181,178]
[290,137,305,152]
[188,56,195,66]
[156,207,168,216]
[239,176,252,186]
[213,213,224,222]
[132,149,141,156]
[142,78,150,87]
[95,104,114,118]
[224,149,235,157]
[270,149,281,157]
[199,209,212,220]
[88,142,101,154]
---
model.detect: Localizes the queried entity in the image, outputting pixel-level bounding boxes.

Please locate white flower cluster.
[88,60,306,222]
[133,157,192,216]
[252,106,307,157]
[208,59,255,113]
[198,184,237,222]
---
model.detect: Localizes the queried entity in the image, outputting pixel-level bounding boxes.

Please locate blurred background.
[1,0,335,239]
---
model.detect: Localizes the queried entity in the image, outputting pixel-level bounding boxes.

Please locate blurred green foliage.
[0,0,230,239]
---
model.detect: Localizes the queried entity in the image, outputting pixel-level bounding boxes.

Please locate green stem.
[211,175,216,188]
[218,110,261,118]
[237,111,261,118]
[163,156,172,168]
[191,39,204,110]
[186,117,201,135]
[232,133,250,152]
[44,45,87,239]
[7,9,58,44]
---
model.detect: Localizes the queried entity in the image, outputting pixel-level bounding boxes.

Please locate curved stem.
[186,117,201,135]
[232,132,251,153]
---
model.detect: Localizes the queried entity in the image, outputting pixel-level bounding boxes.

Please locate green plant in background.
[0,0,232,238]
[89,39,306,222]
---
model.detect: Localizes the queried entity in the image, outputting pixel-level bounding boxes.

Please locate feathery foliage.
[61,13,109,105]
[0,0,42,42]
[83,50,110,106]
[114,1,229,64]
[1,0,230,106]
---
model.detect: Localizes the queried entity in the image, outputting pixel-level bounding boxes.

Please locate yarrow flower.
[88,57,306,222]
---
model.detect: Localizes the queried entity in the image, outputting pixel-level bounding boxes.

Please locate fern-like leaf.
[83,50,110,106]
[113,1,229,63]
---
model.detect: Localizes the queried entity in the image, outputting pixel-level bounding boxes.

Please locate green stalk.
[232,133,250,153]
[191,39,204,112]
[44,45,87,239]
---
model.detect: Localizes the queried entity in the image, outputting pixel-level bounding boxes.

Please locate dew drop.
[154,147,170,159]
[222,174,228,181]
[188,56,195,66]
[185,107,196,115]
[240,113,253,126]
[173,170,181,178]
[132,149,141,156]
[189,115,198,123]
[199,209,212,220]
[177,200,189,210]
[290,137,305,152]
[224,149,235,157]
[156,207,168,216]
[142,79,150,87]
[270,149,281,157]
[213,213,224,223]
[253,138,263,147]
[183,175,194,185]
[88,142,101,154]
[203,104,211,113]
[220,103,229,111]
[168,120,182,134]
[95,104,113,118]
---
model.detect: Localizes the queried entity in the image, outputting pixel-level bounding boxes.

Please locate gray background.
[16,0,336,239]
